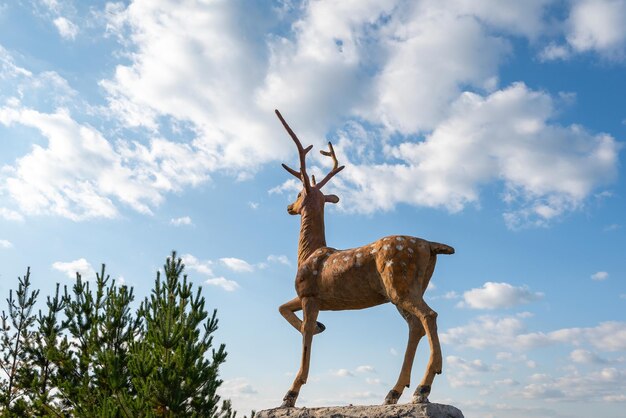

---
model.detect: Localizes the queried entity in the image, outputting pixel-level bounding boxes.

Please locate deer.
[274,109,455,408]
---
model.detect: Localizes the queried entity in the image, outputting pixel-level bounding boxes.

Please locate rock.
[256,403,464,418]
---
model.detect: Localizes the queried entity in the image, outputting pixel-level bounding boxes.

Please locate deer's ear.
[325,194,339,204]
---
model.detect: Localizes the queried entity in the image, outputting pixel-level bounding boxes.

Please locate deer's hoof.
[412,385,430,404]
[383,389,401,405]
[280,390,299,408]
[315,321,326,334]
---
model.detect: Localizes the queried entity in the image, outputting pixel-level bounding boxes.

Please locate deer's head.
[276,109,344,217]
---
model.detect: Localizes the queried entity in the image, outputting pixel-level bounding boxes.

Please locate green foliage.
[0,252,238,418]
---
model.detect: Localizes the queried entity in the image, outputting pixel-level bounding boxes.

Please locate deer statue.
[275,109,455,408]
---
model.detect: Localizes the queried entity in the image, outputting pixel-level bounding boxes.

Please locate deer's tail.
[430,242,455,255]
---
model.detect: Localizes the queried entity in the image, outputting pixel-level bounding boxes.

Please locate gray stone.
[256,403,464,418]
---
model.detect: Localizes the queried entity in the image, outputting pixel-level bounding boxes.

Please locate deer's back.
[295,235,434,310]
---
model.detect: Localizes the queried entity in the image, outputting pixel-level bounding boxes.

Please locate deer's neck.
[297,209,327,267]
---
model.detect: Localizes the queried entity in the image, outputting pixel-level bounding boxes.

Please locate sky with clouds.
[0,1,625,417]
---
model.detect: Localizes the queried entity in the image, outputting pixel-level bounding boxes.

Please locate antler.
[315,141,345,189]
[276,109,312,191]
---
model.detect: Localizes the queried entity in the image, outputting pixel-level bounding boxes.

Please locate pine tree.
[0,268,39,416]
[125,252,231,417]
[0,252,237,417]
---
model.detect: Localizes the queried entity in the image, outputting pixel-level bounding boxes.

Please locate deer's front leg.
[279,296,325,335]
[281,297,319,408]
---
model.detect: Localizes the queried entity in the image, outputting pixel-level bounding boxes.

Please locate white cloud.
[1,2,618,226]
[570,349,607,364]
[170,216,192,226]
[53,17,79,40]
[52,258,95,279]
[355,365,375,373]
[604,223,622,231]
[220,257,254,273]
[365,377,382,385]
[591,271,609,281]
[360,2,510,133]
[0,105,214,220]
[205,277,240,292]
[181,254,214,276]
[247,201,259,210]
[268,179,301,196]
[258,254,291,269]
[566,0,626,59]
[0,239,12,248]
[442,314,626,352]
[331,83,619,227]
[460,282,544,309]
[182,254,242,291]
[101,0,290,165]
[445,0,551,38]
[520,368,626,402]
[447,355,492,373]
[332,368,354,377]
[266,254,290,266]
[444,291,460,300]
[495,378,520,386]
[539,43,572,61]
[0,208,24,222]
[219,377,258,397]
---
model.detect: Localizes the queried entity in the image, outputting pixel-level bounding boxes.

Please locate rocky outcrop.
[256,403,464,418]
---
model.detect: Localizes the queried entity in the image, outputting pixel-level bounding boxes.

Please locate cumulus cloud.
[570,349,607,364]
[566,0,626,59]
[220,257,254,273]
[170,216,192,226]
[0,1,618,226]
[332,83,620,227]
[181,254,243,291]
[460,282,544,309]
[219,377,258,397]
[0,104,217,220]
[446,355,492,388]
[0,208,24,222]
[52,258,95,279]
[539,43,572,61]
[53,17,79,40]
[0,239,12,248]
[442,314,626,352]
[204,277,240,292]
[332,368,354,377]
[520,368,626,402]
[360,1,510,133]
[258,254,291,269]
[266,254,290,266]
[591,271,609,281]
[356,365,376,373]
[181,254,214,276]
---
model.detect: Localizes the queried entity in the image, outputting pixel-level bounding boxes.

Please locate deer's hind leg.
[279,296,325,335]
[387,250,441,403]
[397,298,442,403]
[384,306,426,405]
[281,297,320,408]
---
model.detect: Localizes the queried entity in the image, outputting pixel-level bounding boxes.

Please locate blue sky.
[0,1,625,417]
